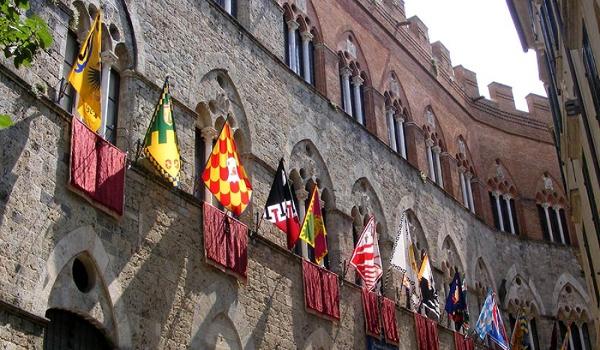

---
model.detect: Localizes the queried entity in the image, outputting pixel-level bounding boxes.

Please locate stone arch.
[303,328,337,350]
[191,278,254,349]
[350,177,388,242]
[486,159,519,197]
[35,225,132,349]
[383,71,412,119]
[534,172,567,207]
[503,265,546,316]
[439,235,465,282]
[195,69,252,156]
[403,209,429,265]
[473,257,496,298]
[552,273,591,322]
[422,105,447,151]
[289,139,336,207]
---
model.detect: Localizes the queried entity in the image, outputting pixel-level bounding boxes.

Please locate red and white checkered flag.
[350,216,383,291]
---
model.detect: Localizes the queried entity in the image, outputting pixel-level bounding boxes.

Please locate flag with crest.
[445,271,468,330]
[299,186,328,264]
[350,216,383,291]
[418,252,440,320]
[390,212,420,309]
[264,158,300,249]
[474,290,509,350]
[202,121,252,216]
[142,78,181,186]
[68,12,102,132]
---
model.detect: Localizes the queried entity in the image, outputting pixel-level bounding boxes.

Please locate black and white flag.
[263,159,301,250]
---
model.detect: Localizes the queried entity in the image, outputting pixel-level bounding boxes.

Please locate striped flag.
[350,216,383,291]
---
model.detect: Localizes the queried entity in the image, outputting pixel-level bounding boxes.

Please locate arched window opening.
[536,174,570,244]
[423,109,446,189]
[283,6,318,86]
[340,61,367,126]
[456,137,476,214]
[384,94,407,159]
[487,160,520,235]
[44,309,112,350]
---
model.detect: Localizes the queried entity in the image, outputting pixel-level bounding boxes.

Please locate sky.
[405,0,546,112]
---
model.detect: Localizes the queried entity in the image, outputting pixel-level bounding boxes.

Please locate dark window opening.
[44,309,112,350]
[105,69,120,145]
[60,31,79,113]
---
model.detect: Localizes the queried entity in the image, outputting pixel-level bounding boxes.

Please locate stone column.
[223,0,232,14]
[287,20,299,73]
[397,116,406,159]
[100,51,117,138]
[341,67,353,115]
[465,172,475,213]
[459,169,468,207]
[426,139,436,181]
[201,127,218,204]
[352,74,364,125]
[503,194,516,234]
[433,146,444,188]
[386,107,397,152]
[554,206,566,244]
[543,203,554,242]
[296,188,309,259]
[494,192,505,232]
[301,31,313,84]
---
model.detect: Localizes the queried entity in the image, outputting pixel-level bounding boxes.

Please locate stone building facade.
[508,1,600,348]
[0,0,594,348]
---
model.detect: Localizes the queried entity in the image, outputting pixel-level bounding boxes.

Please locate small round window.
[72,256,96,293]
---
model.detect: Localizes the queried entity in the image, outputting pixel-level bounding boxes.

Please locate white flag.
[349,216,383,291]
[390,213,420,308]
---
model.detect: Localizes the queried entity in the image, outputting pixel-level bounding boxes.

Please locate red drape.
[414,313,439,350]
[203,203,248,280]
[362,288,381,337]
[321,268,340,320]
[302,260,340,320]
[454,332,475,350]
[381,297,399,345]
[70,117,125,216]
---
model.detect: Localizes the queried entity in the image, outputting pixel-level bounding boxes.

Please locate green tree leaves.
[0,0,53,68]
[0,114,13,129]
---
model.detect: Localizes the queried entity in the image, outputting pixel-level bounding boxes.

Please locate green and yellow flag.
[142,78,181,186]
[299,187,328,264]
[68,12,102,132]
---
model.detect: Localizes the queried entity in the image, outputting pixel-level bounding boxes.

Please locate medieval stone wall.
[0,0,594,348]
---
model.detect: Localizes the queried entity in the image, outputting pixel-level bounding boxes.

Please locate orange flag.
[202,122,252,216]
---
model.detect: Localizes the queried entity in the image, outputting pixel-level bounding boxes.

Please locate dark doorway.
[44,309,113,350]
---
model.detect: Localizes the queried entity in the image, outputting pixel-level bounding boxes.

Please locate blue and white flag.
[474,290,509,350]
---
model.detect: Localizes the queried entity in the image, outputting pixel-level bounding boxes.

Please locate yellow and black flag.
[68,12,102,132]
[142,78,181,186]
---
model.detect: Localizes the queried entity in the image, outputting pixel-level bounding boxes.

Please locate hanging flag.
[389,212,420,308]
[459,278,470,330]
[263,158,301,249]
[202,121,253,216]
[350,216,383,291]
[510,315,531,350]
[474,290,509,350]
[68,12,102,132]
[142,78,181,186]
[560,325,571,350]
[444,272,468,330]
[299,186,328,264]
[418,253,440,320]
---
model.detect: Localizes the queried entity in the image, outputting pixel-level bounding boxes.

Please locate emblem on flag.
[350,216,383,291]
[474,290,509,350]
[264,159,301,249]
[299,186,328,264]
[510,315,531,350]
[202,121,252,216]
[389,212,421,309]
[142,78,181,186]
[444,272,469,330]
[68,12,102,132]
[418,253,440,320]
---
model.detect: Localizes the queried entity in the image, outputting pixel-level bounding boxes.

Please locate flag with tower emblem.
[142,78,181,186]
[68,11,102,132]
[202,121,252,216]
